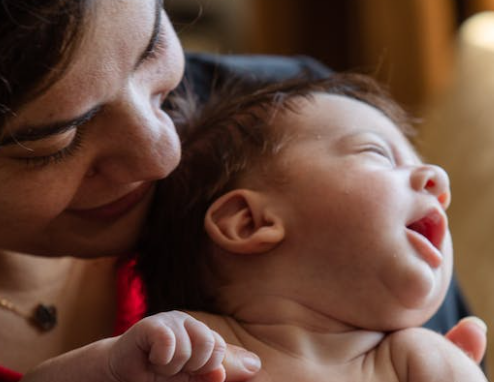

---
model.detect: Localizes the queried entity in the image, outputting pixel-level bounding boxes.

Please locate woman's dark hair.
[138,73,415,315]
[0,0,92,136]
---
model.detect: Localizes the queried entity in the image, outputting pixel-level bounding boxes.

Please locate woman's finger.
[445,316,487,364]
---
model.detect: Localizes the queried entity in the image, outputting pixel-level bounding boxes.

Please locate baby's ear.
[205,189,285,254]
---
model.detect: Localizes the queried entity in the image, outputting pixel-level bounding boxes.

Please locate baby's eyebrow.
[0,104,102,146]
[340,130,388,142]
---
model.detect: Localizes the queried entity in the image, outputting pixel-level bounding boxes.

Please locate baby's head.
[140,73,452,331]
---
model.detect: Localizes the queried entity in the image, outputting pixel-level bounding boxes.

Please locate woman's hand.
[445,316,487,364]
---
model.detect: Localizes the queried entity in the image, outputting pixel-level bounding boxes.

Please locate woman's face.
[0,0,184,257]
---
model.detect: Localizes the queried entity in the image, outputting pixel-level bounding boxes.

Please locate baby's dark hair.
[138,72,415,315]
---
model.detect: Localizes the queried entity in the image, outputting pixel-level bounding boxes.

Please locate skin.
[191,94,486,380]
[0,0,184,257]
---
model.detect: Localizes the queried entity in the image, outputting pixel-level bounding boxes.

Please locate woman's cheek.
[0,167,80,220]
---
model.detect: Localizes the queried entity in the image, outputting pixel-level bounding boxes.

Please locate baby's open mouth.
[407,209,446,251]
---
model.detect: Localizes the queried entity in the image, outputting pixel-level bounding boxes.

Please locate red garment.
[0,367,20,382]
[0,261,146,382]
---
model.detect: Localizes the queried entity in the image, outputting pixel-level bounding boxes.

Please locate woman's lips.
[68,182,154,221]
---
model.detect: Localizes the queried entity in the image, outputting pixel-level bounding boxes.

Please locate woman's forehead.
[60,0,159,91]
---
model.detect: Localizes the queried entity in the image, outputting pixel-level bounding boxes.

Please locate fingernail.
[461,316,488,333]
[241,353,261,372]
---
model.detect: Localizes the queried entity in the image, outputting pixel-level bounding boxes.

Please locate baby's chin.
[383,265,451,325]
[369,303,445,332]
[347,291,447,332]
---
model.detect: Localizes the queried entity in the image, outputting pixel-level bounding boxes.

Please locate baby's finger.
[182,318,223,373]
[150,316,193,375]
[192,330,227,375]
[147,321,177,366]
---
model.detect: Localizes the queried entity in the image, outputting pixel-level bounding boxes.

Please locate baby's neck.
[217,294,385,365]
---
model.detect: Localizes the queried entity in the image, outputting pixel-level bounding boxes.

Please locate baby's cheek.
[441,231,454,280]
[382,260,438,310]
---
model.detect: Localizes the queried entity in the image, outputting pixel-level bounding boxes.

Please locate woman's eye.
[4,104,100,168]
[6,127,85,168]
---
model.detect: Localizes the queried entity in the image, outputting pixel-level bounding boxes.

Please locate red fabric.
[112,260,147,336]
[0,260,146,382]
[0,366,21,382]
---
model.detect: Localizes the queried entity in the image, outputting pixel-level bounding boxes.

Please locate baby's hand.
[108,311,227,382]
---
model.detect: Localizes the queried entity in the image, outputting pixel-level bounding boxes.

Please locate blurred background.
[167,0,493,110]
[166,0,494,375]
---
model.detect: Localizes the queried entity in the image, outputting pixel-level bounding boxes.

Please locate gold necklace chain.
[0,296,57,332]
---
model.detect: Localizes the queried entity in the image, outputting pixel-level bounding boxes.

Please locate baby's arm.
[389,327,488,382]
[21,311,245,382]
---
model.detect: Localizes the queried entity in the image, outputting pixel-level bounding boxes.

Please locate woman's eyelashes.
[12,107,102,168]
[144,26,167,63]
[14,126,87,168]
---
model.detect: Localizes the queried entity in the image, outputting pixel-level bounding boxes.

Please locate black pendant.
[31,304,57,331]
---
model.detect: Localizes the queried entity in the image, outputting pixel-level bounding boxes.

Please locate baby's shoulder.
[383,327,486,382]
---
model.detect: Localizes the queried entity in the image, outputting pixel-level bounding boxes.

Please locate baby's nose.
[411,164,451,210]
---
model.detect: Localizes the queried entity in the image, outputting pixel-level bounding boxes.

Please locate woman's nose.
[90,90,181,184]
[410,164,451,209]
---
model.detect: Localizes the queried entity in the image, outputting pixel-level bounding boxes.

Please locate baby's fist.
[108,311,226,382]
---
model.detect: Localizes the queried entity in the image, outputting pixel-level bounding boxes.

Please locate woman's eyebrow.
[134,0,162,70]
[0,105,102,146]
[0,1,162,148]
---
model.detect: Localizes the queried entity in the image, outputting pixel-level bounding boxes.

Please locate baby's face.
[266,93,452,330]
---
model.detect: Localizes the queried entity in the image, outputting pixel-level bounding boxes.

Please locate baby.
[138,73,488,381]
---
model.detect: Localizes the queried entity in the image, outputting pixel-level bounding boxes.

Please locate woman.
[0,0,259,380]
[0,0,486,381]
